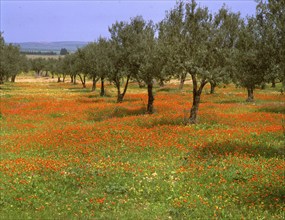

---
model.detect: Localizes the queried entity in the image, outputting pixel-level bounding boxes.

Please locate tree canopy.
[0,33,28,84]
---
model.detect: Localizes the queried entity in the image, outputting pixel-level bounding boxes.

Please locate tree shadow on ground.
[183,140,284,217]
[68,87,91,93]
[192,140,284,160]
[215,100,243,104]
[88,106,147,122]
[257,105,285,114]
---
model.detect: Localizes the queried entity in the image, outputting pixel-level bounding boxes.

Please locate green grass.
[0,81,284,219]
[257,105,285,114]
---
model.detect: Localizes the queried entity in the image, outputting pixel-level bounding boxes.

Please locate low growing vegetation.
[0,80,284,219]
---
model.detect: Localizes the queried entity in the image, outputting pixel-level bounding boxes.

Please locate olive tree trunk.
[179,72,187,90]
[100,77,105,97]
[147,83,154,114]
[189,74,208,124]
[271,79,276,88]
[63,74,66,82]
[73,75,77,84]
[246,86,254,102]
[210,81,216,94]
[78,74,86,88]
[11,75,16,83]
[92,75,99,91]
[116,75,131,103]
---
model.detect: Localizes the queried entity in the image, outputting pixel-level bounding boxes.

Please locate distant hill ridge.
[12,41,89,54]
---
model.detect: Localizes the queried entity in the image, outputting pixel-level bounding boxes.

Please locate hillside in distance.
[13,41,89,54]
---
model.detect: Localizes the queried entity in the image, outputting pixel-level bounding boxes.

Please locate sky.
[1,0,257,43]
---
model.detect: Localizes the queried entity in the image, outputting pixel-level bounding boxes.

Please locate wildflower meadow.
[0,76,284,219]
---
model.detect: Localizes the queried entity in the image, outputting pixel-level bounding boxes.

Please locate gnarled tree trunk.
[189,93,201,124]
[116,75,131,103]
[63,74,66,82]
[73,75,77,84]
[271,79,276,88]
[210,81,216,94]
[11,75,16,83]
[189,74,208,124]
[92,75,98,91]
[100,77,105,97]
[78,74,86,88]
[147,83,154,114]
[179,72,187,90]
[246,86,254,102]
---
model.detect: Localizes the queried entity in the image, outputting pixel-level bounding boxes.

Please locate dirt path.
[15,76,59,83]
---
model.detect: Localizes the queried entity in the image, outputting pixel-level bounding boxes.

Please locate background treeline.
[20,51,57,56]
[1,0,284,124]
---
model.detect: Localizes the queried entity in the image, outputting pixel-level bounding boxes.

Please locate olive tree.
[79,38,111,93]
[78,43,101,91]
[207,6,241,94]
[61,54,77,83]
[73,49,89,88]
[161,1,240,124]
[108,17,154,103]
[0,33,28,84]
[94,37,111,96]
[256,0,285,91]
[134,19,163,113]
[233,16,265,102]
[30,57,46,76]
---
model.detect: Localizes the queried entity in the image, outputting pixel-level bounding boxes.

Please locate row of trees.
[0,34,28,84]
[1,0,284,124]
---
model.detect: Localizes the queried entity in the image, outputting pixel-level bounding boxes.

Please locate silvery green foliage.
[157,0,242,122]
[0,33,28,83]
[232,0,284,99]
[107,16,159,102]
[161,1,241,87]
[233,17,264,90]
[256,0,285,89]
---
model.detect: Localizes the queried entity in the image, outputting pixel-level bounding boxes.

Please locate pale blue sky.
[1,0,257,43]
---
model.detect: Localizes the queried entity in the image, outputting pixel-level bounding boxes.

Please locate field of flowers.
[0,78,284,219]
